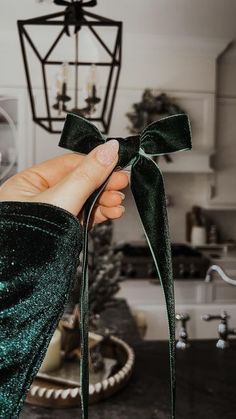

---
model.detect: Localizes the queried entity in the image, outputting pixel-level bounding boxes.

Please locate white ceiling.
[1,0,236,40]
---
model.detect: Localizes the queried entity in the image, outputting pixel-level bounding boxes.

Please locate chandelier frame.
[17,6,122,134]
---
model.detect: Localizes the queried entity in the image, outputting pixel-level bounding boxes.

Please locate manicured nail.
[118,205,125,213]
[96,139,119,166]
[115,191,125,200]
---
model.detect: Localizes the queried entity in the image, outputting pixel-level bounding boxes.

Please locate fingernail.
[96,140,119,166]
[118,205,125,213]
[115,191,125,200]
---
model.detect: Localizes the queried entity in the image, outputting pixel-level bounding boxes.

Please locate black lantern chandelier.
[17,1,122,134]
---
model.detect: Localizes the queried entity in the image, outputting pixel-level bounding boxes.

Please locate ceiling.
[0,0,236,40]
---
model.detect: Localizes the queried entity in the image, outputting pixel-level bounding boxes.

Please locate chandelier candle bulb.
[86,82,92,98]
[56,78,62,96]
[86,64,99,106]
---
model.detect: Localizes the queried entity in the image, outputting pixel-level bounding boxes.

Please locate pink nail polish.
[96,140,119,166]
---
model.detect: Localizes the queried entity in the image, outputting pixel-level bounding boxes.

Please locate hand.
[0,140,129,226]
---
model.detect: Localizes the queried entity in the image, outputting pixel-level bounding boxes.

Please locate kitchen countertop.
[20,300,236,419]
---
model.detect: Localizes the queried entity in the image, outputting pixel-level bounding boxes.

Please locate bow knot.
[58,112,192,419]
[111,135,140,168]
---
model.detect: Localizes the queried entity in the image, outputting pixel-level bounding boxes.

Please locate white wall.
[0,0,233,91]
[1,0,236,38]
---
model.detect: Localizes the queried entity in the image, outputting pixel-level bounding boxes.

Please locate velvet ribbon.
[58,112,192,419]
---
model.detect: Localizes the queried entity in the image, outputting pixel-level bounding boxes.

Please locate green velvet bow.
[58,112,192,419]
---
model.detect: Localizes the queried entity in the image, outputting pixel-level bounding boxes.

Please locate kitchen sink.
[140,303,236,340]
[117,279,236,340]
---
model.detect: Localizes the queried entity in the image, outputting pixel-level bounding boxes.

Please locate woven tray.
[26,335,135,408]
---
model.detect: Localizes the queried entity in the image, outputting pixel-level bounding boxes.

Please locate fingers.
[97,190,125,207]
[104,171,129,191]
[24,153,85,188]
[23,155,128,191]
[99,204,125,219]
[34,140,120,215]
[90,204,125,226]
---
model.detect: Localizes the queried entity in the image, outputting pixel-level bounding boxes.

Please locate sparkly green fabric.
[59,112,192,419]
[0,202,82,418]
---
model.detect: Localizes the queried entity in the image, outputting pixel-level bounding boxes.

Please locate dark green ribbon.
[58,112,192,419]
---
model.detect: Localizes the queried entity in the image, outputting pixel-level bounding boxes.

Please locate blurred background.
[1,1,236,418]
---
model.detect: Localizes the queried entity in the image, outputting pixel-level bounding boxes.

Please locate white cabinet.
[204,97,236,209]
[159,92,215,174]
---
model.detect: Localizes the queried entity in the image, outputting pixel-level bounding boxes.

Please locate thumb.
[36,140,120,215]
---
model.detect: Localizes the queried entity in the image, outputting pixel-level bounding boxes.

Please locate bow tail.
[79,180,109,419]
[131,155,176,419]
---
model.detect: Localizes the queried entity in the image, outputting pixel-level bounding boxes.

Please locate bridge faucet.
[202,310,236,349]
[176,313,190,350]
[205,264,236,286]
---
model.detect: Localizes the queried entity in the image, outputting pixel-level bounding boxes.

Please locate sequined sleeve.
[0,202,82,419]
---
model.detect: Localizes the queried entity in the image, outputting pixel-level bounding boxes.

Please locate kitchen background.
[1,1,236,418]
[1,0,236,241]
[0,0,236,334]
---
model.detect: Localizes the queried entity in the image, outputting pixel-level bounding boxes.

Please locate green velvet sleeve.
[0,201,82,419]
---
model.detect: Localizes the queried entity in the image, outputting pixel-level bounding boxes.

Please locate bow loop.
[141,113,192,156]
[59,113,105,154]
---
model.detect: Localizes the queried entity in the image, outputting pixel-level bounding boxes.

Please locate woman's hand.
[0,140,129,226]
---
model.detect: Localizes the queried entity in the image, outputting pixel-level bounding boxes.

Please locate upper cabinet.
[158,91,215,174]
[204,96,236,209]
[204,48,236,209]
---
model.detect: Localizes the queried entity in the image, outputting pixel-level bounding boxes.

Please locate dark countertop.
[20,301,236,419]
